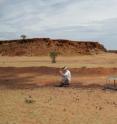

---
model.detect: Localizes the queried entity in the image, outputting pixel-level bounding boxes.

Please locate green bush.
[49,51,58,63]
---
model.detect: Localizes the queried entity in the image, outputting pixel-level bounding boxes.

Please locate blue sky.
[0,0,117,49]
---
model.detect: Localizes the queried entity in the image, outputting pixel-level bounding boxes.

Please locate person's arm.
[59,70,63,76]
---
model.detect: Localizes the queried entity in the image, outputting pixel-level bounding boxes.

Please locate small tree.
[20,34,26,40]
[49,50,58,63]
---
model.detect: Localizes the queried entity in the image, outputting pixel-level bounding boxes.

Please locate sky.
[0,0,117,49]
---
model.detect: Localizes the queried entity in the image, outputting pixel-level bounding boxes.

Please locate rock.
[25,95,35,104]
[0,38,106,56]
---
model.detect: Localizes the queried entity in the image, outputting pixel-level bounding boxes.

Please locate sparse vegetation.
[0,53,117,124]
[0,53,116,67]
[20,34,26,40]
[49,50,58,63]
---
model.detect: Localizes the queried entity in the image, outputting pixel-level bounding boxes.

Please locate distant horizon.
[0,0,117,50]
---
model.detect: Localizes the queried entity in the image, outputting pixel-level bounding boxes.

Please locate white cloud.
[0,0,117,49]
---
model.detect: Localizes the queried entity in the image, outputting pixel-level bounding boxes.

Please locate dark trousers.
[59,79,69,87]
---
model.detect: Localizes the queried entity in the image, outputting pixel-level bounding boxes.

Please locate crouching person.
[59,66,71,87]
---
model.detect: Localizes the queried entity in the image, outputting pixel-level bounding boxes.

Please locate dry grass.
[0,53,116,67]
[0,53,117,124]
[0,88,117,124]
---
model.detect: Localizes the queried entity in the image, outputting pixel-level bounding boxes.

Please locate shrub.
[49,51,58,63]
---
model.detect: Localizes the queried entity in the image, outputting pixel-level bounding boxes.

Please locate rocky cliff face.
[0,38,106,56]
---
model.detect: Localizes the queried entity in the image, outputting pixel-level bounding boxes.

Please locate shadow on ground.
[0,67,116,90]
[0,76,115,90]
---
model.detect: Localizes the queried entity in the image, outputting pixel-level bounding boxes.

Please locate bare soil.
[0,54,117,124]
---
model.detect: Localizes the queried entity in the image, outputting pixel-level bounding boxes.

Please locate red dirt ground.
[0,67,117,89]
[0,67,117,124]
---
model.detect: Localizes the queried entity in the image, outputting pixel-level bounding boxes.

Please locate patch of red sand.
[0,67,117,89]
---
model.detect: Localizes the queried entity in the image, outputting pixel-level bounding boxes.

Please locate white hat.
[63,66,68,70]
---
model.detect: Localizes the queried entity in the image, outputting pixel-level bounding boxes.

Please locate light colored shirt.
[63,70,71,81]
